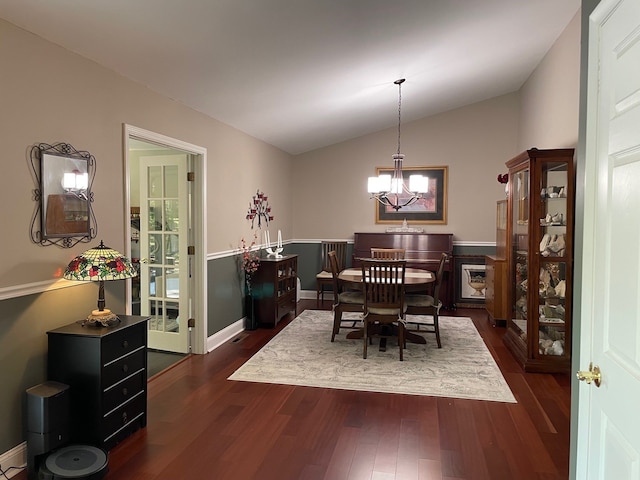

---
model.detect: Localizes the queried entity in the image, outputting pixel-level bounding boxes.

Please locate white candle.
[277,230,282,248]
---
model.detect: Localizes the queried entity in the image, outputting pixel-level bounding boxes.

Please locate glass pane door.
[140,155,189,353]
[510,167,530,345]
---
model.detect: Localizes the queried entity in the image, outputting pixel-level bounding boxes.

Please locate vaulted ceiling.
[0,0,580,154]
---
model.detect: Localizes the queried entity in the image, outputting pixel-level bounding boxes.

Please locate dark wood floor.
[19,300,572,480]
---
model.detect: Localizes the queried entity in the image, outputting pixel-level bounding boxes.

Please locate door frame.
[123,124,208,355]
[571,1,600,476]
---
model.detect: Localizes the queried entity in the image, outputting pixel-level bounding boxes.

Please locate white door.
[575,0,640,477]
[140,155,191,353]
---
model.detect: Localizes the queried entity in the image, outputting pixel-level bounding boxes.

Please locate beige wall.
[292,93,520,243]
[0,19,293,290]
[291,11,582,244]
[0,18,292,453]
[518,11,581,150]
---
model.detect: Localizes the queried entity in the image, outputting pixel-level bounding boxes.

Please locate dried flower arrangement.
[239,230,260,294]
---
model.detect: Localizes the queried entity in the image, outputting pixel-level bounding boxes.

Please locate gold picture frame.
[374,165,448,224]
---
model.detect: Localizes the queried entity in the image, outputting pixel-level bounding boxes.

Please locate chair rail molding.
[0,279,77,301]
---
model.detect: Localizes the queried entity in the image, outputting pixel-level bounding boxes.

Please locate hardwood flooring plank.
[418,458,443,480]
[348,441,377,480]
[324,426,362,480]
[372,419,401,476]
[455,401,491,480]
[507,405,559,476]
[436,398,465,478]
[486,400,537,479]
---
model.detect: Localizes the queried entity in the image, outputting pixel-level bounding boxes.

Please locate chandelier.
[368,79,428,211]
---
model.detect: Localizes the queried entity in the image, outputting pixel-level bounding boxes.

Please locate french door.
[140,155,191,353]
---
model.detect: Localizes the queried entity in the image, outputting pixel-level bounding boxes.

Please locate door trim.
[123,124,208,355]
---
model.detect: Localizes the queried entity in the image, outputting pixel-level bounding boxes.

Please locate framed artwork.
[374,166,448,224]
[454,255,486,308]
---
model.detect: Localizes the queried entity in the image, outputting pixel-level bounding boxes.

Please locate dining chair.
[361,259,407,361]
[370,248,406,260]
[317,241,348,307]
[328,250,364,342]
[404,252,448,348]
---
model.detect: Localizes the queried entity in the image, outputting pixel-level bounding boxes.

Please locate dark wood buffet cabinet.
[47,315,149,450]
[253,254,298,327]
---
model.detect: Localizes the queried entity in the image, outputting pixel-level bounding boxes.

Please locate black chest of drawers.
[47,315,149,450]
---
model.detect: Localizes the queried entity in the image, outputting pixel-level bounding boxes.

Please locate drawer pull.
[122,340,129,348]
[122,387,128,396]
[122,412,128,424]
[122,364,129,373]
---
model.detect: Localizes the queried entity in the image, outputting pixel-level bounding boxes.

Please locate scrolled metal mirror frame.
[30,142,97,248]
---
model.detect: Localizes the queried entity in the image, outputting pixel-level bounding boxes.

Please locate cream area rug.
[228,310,516,403]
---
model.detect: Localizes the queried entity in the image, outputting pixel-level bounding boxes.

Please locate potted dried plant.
[239,231,261,330]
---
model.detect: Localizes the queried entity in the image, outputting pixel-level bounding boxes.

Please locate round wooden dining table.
[338,267,435,345]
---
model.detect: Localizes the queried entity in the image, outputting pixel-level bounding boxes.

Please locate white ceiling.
[0,0,580,155]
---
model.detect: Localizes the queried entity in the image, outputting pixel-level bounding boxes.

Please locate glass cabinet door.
[509,167,530,344]
[536,161,569,359]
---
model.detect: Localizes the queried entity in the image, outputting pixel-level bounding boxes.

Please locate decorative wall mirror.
[30,142,97,247]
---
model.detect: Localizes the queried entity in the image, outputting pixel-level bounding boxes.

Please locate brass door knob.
[576,362,601,387]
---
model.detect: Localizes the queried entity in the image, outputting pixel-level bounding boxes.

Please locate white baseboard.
[206,318,245,352]
[0,442,26,479]
[206,296,320,353]
[299,289,315,300]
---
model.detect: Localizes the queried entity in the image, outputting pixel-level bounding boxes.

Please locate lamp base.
[83,309,120,327]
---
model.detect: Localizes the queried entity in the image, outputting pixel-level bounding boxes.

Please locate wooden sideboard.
[485,200,508,326]
[253,254,298,327]
[352,232,454,308]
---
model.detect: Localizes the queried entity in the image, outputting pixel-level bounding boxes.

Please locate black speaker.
[26,381,70,478]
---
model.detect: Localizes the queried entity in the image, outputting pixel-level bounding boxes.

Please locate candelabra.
[245,190,273,228]
[264,230,284,258]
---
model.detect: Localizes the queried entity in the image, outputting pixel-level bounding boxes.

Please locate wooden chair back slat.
[370,248,406,260]
[361,259,406,313]
[322,241,347,271]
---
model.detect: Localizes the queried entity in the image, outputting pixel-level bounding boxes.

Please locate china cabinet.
[503,148,575,373]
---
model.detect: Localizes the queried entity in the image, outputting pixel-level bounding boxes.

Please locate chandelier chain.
[368,77,427,211]
[397,80,402,155]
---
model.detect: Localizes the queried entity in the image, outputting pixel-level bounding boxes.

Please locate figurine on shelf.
[540,233,566,257]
